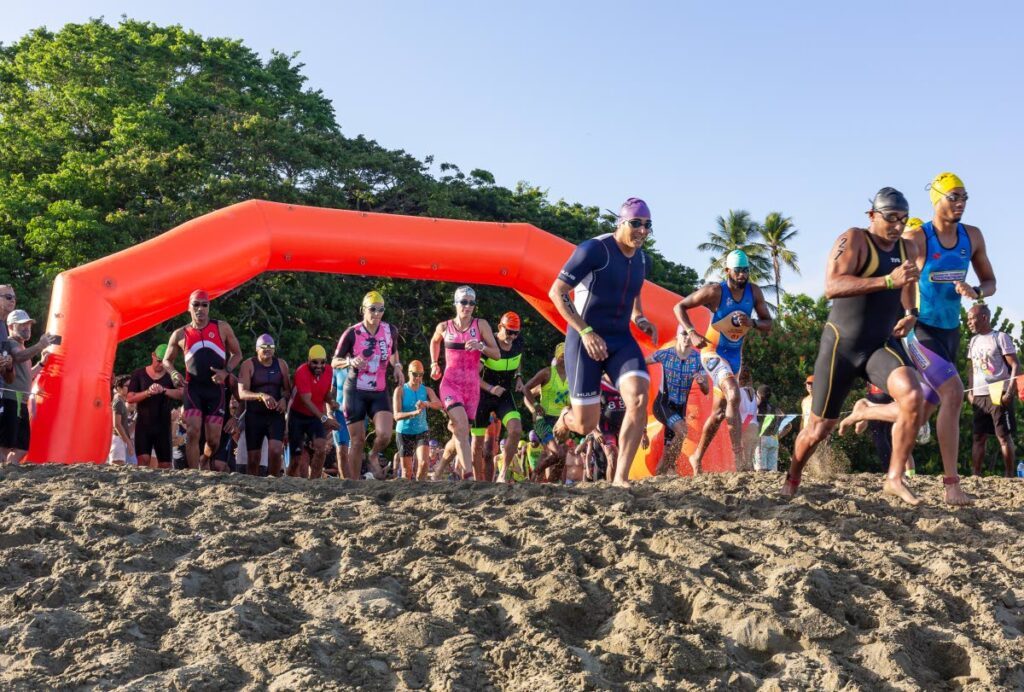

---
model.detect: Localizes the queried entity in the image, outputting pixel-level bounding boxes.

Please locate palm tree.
[698,209,770,281]
[759,211,800,308]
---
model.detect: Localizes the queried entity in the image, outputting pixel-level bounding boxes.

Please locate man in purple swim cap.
[548,197,658,488]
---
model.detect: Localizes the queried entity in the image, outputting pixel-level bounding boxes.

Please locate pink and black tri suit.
[440,318,482,419]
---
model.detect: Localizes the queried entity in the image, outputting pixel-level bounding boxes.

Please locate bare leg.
[184,415,202,469]
[335,442,351,479]
[498,419,522,483]
[615,376,650,488]
[781,414,838,497]
[838,398,897,435]
[655,421,687,475]
[971,433,987,476]
[934,376,971,505]
[267,440,284,477]
[880,368,923,506]
[369,412,394,478]
[997,431,1016,478]
[309,438,328,479]
[447,407,474,479]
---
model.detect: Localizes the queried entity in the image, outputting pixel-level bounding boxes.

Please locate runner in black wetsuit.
[472,311,525,482]
[781,188,925,505]
[163,289,242,470]
[237,333,292,476]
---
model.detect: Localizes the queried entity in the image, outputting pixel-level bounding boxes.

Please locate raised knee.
[902,387,925,412]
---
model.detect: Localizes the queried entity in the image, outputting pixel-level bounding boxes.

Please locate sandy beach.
[1,464,1023,690]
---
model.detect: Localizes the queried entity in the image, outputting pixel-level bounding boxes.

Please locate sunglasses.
[730,267,750,274]
[941,192,969,204]
[874,211,909,224]
[310,359,326,366]
[366,306,385,314]
[458,300,476,307]
[257,344,276,350]
[192,302,210,308]
[410,372,424,377]
[626,219,653,230]
[504,330,520,337]
[0,294,14,300]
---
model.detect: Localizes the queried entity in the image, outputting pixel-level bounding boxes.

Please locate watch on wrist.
[320,414,329,423]
[904,308,919,317]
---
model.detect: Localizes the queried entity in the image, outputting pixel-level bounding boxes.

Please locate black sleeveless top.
[249,356,284,413]
[827,230,906,345]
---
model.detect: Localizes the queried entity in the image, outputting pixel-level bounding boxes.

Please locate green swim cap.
[726,250,749,269]
[155,343,168,359]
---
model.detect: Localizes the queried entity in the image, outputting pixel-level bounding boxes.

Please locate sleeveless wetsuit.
[335,321,397,424]
[558,234,649,405]
[700,281,754,387]
[182,319,226,422]
[245,356,286,449]
[811,231,911,419]
[472,335,524,435]
[440,318,483,418]
[907,221,971,399]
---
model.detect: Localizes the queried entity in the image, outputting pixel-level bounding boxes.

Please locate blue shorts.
[332,409,350,447]
[565,329,648,406]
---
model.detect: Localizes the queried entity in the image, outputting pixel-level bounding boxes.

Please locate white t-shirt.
[967,330,1016,396]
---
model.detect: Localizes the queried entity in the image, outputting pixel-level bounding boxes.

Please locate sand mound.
[1,465,1023,690]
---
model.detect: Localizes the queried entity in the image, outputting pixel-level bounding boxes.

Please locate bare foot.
[612,478,631,488]
[690,456,702,476]
[779,475,800,498]
[943,482,973,507]
[882,477,921,506]
[553,406,573,440]
[838,398,870,436]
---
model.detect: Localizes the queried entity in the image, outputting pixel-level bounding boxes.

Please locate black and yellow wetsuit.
[471,336,524,435]
[811,231,911,419]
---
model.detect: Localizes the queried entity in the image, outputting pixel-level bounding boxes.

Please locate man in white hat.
[1,309,48,463]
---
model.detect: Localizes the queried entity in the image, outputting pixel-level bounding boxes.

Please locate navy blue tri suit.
[558,233,648,406]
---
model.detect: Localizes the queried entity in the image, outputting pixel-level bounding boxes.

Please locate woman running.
[429,286,499,479]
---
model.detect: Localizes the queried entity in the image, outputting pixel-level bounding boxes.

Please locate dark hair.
[113,374,130,390]
[756,384,771,398]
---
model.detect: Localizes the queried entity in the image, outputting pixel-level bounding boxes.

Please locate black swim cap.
[871,187,909,213]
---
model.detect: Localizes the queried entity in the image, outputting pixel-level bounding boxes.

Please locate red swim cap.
[189,290,210,306]
[500,312,521,330]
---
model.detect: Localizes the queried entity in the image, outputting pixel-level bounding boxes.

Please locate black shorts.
[472,390,521,434]
[288,412,325,456]
[0,399,30,451]
[134,423,172,462]
[972,397,1017,438]
[183,382,225,422]
[565,330,648,405]
[245,410,285,449]
[396,431,429,456]
[811,322,911,420]
[652,393,687,442]
[343,389,391,424]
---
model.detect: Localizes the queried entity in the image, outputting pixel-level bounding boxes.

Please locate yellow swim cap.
[928,172,965,207]
[554,343,565,358]
[904,217,924,232]
[362,291,384,307]
[308,344,327,360]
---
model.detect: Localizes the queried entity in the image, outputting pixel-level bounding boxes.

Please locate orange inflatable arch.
[29,200,733,475]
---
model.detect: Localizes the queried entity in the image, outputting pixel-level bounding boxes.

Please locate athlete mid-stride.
[548,197,658,488]
[674,249,772,470]
[163,289,242,470]
[837,173,996,506]
[782,188,924,505]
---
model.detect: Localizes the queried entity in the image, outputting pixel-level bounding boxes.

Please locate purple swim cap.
[618,197,651,222]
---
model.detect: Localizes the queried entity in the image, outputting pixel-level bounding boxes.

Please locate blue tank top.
[918,221,971,330]
[396,383,429,434]
[703,281,754,364]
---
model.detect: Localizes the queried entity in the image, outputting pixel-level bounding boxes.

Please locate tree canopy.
[0,18,698,385]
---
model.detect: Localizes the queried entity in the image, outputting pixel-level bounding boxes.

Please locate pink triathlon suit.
[440,318,483,418]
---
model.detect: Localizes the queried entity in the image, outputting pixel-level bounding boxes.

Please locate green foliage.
[0,18,699,451]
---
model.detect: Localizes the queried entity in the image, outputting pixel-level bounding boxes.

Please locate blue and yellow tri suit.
[700,281,754,387]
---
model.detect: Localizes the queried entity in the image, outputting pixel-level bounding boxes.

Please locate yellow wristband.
[884,274,894,290]
[579,326,594,335]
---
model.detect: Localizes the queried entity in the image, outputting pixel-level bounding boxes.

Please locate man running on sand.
[781,187,925,505]
[548,197,658,487]
[675,249,772,472]
[834,173,996,505]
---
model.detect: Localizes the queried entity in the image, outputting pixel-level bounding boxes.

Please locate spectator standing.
[967,303,1019,477]
[126,343,183,468]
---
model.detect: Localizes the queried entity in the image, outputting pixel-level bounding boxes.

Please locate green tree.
[697,209,771,282]
[759,211,800,308]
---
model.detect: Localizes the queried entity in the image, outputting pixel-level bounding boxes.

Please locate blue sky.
[6,1,1023,324]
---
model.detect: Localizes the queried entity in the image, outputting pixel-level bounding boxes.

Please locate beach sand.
[1,464,1023,690]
